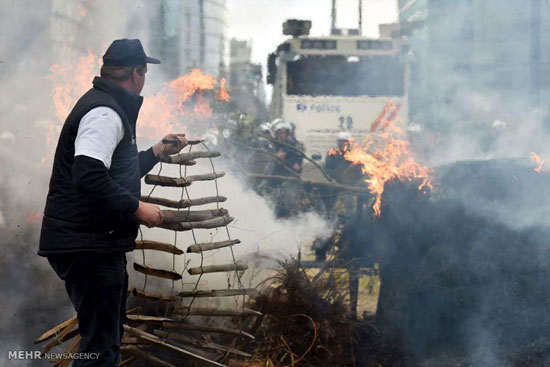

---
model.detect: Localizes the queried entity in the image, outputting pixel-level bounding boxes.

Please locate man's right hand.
[135,201,163,227]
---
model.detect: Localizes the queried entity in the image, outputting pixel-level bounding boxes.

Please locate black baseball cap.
[102,38,161,67]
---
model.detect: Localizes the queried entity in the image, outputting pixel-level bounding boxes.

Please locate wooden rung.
[161,208,228,223]
[123,325,226,367]
[132,288,178,302]
[161,322,255,340]
[188,263,248,275]
[187,239,240,253]
[145,172,225,187]
[121,346,176,367]
[160,158,197,166]
[178,288,257,298]
[141,195,227,209]
[35,315,77,344]
[161,151,221,164]
[158,216,233,232]
[135,240,183,255]
[133,263,182,281]
[127,315,174,323]
[172,307,261,317]
[154,329,252,358]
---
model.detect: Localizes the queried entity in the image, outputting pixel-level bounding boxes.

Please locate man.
[272,120,303,176]
[324,131,360,184]
[38,39,187,366]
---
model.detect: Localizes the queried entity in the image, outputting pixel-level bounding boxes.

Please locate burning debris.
[47,54,231,153]
[373,159,550,365]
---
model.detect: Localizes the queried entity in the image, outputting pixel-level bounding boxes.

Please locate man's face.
[276,129,289,141]
[337,139,349,151]
[133,65,147,94]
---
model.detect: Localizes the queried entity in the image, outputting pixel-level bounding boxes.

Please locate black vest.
[38,77,143,255]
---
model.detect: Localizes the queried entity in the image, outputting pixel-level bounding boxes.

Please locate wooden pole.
[133,263,182,281]
[187,239,241,253]
[172,307,261,317]
[141,195,227,209]
[178,288,256,298]
[123,325,227,367]
[188,263,248,275]
[161,322,255,340]
[135,240,183,255]
[158,216,234,231]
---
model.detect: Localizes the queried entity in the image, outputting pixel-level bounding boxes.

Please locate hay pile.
[246,259,354,367]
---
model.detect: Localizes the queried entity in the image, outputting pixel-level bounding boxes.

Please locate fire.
[344,119,432,217]
[48,52,230,149]
[530,152,544,173]
[138,68,230,138]
[48,51,100,146]
[216,77,231,102]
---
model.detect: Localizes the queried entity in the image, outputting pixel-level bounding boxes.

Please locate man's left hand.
[153,133,188,159]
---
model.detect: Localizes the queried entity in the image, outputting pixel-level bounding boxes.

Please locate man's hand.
[135,201,163,228]
[153,133,188,159]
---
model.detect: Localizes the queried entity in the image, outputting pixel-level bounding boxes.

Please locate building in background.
[49,0,228,79]
[228,38,267,119]
[155,0,228,78]
[399,0,550,130]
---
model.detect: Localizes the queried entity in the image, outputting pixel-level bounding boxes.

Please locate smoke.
[370,2,550,364]
[0,2,332,365]
[408,1,550,167]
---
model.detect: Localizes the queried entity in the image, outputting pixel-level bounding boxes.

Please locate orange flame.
[48,52,230,149]
[344,118,432,217]
[138,68,230,138]
[530,152,544,173]
[216,77,231,102]
[48,51,99,147]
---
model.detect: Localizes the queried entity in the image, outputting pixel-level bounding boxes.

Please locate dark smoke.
[372,160,550,366]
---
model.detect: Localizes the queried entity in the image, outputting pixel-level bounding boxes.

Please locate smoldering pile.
[243,259,354,367]
[371,159,550,366]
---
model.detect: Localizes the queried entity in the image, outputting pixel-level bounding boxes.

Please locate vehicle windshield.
[286,55,405,97]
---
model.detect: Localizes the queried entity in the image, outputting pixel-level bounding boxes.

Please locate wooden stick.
[135,240,183,255]
[132,288,178,302]
[119,356,137,367]
[145,172,225,187]
[52,335,81,367]
[172,307,261,317]
[161,151,221,164]
[161,322,255,340]
[133,263,182,281]
[161,208,228,223]
[178,288,257,298]
[187,239,240,253]
[246,173,372,194]
[41,318,78,356]
[123,325,227,367]
[141,195,227,209]
[154,329,252,358]
[127,315,174,323]
[35,315,77,344]
[158,216,234,231]
[121,346,176,367]
[188,263,248,275]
